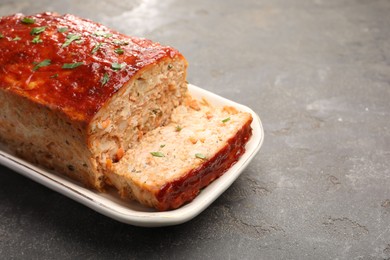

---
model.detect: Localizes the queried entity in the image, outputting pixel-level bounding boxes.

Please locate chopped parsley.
[222,117,231,123]
[111,62,126,71]
[31,35,43,44]
[101,72,109,86]
[62,34,81,48]
[168,64,173,70]
[195,153,207,160]
[0,33,4,39]
[91,42,104,54]
[62,62,84,69]
[114,48,124,54]
[30,26,46,35]
[175,125,182,132]
[150,151,165,157]
[93,31,113,38]
[160,144,166,148]
[112,39,129,45]
[57,27,68,33]
[50,73,59,78]
[12,36,21,41]
[33,59,51,71]
[21,17,35,24]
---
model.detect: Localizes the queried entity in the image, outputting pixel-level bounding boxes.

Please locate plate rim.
[0,84,264,227]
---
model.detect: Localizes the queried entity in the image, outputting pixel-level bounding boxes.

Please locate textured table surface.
[1,0,390,259]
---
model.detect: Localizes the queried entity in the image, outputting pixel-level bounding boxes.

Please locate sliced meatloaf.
[106,96,253,210]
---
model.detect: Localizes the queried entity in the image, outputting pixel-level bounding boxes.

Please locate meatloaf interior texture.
[107,96,253,210]
[0,12,187,190]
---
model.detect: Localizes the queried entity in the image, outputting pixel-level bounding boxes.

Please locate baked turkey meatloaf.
[0,12,187,190]
[0,12,254,210]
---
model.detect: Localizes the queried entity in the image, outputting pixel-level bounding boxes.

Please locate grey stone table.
[1,0,389,259]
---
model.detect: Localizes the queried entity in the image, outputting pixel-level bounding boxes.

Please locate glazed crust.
[0,12,184,122]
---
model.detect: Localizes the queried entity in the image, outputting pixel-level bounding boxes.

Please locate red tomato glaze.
[0,12,182,121]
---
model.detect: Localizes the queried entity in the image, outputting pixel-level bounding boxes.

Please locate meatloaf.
[0,12,254,211]
[0,12,187,190]
[107,96,253,210]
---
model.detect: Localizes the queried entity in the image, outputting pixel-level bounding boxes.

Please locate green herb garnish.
[101,72,109,86]
[57,27,68,33]
[111,62,126,71]
[30,26,46,35]
[62,34,81,48]
[91,42,104,54]
[160,144,166,148]
[31,35,43,44]
[150,151,165,157]
[195,153,207,160]
[50,73,59,78]
[21,17,35,24]
[222,117,231,123]
[93,31,113,38]
[175,125,182,132]
[12,36,21,41]
[114,48,124,54]
[62,62,84,69]
[112,39,129,45]
[33,59,51,71]
[0,33,4,39]
[168,64,173,70]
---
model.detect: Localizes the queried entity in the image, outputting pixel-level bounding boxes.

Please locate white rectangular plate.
[0,84,264,227]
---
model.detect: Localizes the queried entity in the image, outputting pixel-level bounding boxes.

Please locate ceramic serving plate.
[0,84,264,227]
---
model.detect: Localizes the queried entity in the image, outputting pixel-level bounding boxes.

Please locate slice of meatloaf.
[106,96,253,210]
[0,12,187,190]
